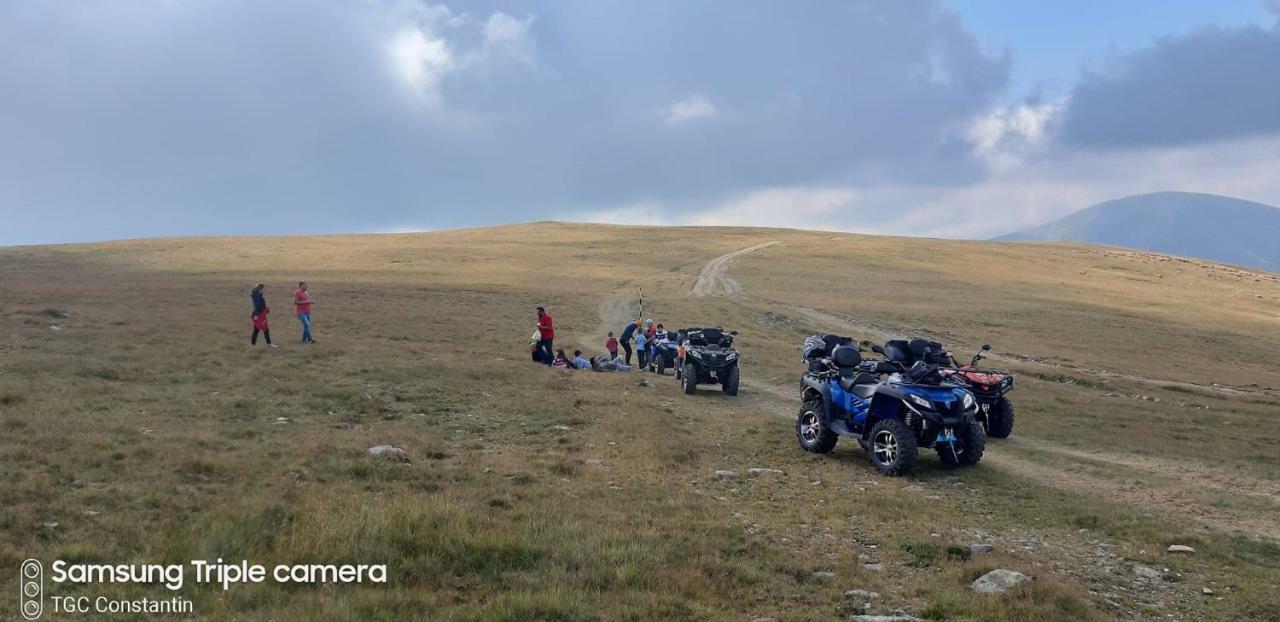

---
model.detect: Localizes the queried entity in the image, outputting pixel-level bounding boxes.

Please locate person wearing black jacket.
[618,319,640,365]
[250,283,277,348]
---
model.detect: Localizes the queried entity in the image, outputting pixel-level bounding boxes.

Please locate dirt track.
[692,241,778,296]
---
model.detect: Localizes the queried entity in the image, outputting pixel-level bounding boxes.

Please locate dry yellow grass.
[1,222,1277,620]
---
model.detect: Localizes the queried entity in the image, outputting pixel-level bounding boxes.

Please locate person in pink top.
[292,281,316,344]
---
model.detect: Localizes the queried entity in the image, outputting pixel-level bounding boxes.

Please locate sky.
[2,0,1279,245]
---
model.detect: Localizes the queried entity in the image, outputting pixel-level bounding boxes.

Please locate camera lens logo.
[20,559,43,620]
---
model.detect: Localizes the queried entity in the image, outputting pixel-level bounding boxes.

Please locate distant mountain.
[995,192,1280,272]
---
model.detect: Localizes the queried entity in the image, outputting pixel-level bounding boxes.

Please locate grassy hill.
[2,223,1278,620]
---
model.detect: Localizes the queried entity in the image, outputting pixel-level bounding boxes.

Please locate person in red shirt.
[292,281,316,344]
[605,331,619,360]
[535,307,555,365]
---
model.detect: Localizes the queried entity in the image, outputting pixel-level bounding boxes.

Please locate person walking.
[292,281,316,344]
[250,283,277,348]
[618,319,639,365]
[535,307,555,365]
[605,331,619,360]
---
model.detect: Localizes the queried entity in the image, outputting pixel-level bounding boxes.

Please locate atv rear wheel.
[936,420,986,468]
[796,399,837,454]
[722,365,740,396]
[986,398,1015,439]
[867,419,917,476]
[682,363,698,395]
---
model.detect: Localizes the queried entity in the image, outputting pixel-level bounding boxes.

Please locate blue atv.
[649,335,681,375]
[795,335,985,475]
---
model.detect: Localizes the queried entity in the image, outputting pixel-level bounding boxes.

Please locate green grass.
[1,223,1277,620]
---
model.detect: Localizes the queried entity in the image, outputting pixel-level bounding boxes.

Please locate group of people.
[528,307,673,373]
[249,281,316,347]
[613,318,673,369]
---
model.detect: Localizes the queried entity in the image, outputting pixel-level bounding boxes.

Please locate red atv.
[882,339,1016,439]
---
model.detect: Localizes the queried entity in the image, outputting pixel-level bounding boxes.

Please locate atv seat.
[831,346,870,392]
[883,339,912,363]
[839,372,879,393]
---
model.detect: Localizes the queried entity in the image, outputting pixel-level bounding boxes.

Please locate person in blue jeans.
[292,281,316,344]
[635,331,648,369]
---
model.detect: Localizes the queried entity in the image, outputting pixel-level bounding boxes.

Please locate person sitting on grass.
[551,349,572,368]
[530,331,545,363]
[571,350,591,369]
[590,355,630,372]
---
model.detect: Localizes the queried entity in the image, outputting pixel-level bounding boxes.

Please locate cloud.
[965,99,1061,171]
[576,187,859,230]
[384,3,535,109]
[1059,25,1280,148]
[685,187,858,227]
[480,12,536,66]
[388,26,455,104]
[663,95,718,125]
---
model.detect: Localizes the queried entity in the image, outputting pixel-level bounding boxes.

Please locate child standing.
[635,330,648,369]
[605,331,619,360]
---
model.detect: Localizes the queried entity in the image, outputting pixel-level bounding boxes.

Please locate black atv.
[881,338,1016,438]
[678,327,740,396]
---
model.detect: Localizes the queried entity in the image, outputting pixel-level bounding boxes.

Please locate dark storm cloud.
[0,0,1009,244]
[1060,25,1280,149]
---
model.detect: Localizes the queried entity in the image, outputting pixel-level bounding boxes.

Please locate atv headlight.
[689,350,702,359]
[726,352,738,361]
[962,392,975,410]
[907,394,932,410]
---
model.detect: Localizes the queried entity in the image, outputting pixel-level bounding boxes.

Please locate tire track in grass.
[692,242,779,297]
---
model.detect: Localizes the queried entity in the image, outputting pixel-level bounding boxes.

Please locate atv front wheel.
[987,398,1015,439]
[722,365,740,396]
[654,354,667,376]
[682,363,698,395]
[936,420,986,468]
[867,419,917,476]
[796,399,837,453]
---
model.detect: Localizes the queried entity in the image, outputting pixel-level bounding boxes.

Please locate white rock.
[843,589,880,601]
[272,417,289,425]
[747,467,784,476]
[713,469,738,479]
[970,543,995,555]
[368,445,406,458]
[1167,545,1196,554]
[972,569,1032,594]
[851,611,923,622]
[1133,565,1161,580]
[811,571,835,580]
[1202,587,1214,595]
